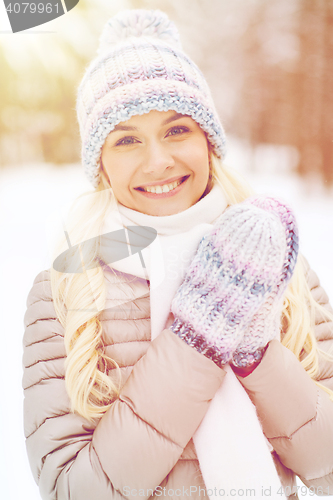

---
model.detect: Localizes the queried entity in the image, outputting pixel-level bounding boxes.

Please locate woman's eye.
[167,126,190,136]
[115,136,137,146]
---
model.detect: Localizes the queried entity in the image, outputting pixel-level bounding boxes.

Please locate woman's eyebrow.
[162,112,187,125]
[110,124,137,133]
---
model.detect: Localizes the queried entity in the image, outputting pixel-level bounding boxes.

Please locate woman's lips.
[135,176,189,199]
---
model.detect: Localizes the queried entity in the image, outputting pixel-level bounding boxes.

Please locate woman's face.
[101,110,211,216]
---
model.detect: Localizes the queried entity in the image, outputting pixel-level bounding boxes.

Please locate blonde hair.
[51,155,333,421]
[51,171,120,420]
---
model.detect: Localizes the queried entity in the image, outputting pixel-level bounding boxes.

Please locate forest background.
[1,0,333,184]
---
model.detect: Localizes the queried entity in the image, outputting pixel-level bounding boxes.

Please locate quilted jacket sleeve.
[236,259,333,494]
[23,271,225,500]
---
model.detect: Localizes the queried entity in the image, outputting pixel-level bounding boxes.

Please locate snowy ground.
[0,147,332,499]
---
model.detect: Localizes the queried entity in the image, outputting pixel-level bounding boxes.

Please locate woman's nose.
[141,140,175,175]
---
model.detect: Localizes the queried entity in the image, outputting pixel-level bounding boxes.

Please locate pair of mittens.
[170,196,299,368]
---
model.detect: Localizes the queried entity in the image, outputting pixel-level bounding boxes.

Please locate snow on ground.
[0,151,332,499]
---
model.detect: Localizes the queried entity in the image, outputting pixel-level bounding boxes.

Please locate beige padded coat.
[23,261,333,500]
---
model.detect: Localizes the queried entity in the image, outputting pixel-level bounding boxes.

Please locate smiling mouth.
[136,176,189,194]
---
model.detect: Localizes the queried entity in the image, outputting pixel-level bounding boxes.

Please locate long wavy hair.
[51,152,333,421]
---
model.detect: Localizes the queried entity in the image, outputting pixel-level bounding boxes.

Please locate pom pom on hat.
[97,9,182,55]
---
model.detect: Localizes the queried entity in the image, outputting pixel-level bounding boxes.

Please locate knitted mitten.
[170,196,299,368]
[230,197,299,368]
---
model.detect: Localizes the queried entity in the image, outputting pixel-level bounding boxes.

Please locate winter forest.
[1,0,333,184]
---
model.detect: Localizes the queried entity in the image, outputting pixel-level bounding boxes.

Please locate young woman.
[23,9,333,500]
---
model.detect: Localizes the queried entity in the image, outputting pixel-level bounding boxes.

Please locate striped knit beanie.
[76,9,226,187]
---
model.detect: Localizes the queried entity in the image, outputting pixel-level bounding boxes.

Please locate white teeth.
[143,179,182,194]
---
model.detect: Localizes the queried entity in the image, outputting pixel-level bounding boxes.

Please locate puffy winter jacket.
[23,260,333,500]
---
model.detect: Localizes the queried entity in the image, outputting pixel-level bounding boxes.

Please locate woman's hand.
[170,196,299,368]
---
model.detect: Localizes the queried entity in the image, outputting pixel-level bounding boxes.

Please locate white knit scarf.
[101,184,284,499]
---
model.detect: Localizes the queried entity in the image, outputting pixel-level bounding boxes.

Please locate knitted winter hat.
[76,9,226,187]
